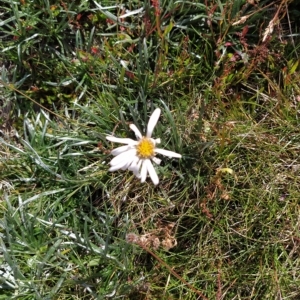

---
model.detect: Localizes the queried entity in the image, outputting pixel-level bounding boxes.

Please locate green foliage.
[1,0,300,299]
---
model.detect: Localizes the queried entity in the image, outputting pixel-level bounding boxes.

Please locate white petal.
[109,159,131,172]
[122,157,136,170]
[129,159,142,178]
[145,159,159,185]
[155,148,182,158]
[146,108,161,138]
[129,124,142,139]
[111,145,131,156]
[121,161,131,170]
[152,157,161,165]
[128,156,139,171]
[110,149,136,166]
[140,160,148,183]
[106,136,137,145]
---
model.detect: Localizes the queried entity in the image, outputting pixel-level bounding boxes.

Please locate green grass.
[1,0,300,299]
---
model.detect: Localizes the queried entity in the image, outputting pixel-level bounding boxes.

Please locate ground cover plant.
[1,0,300,299]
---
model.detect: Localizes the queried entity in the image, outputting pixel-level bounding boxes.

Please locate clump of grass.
[1,0,300,299]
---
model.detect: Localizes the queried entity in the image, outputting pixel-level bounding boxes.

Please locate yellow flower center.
[136,137,155,159]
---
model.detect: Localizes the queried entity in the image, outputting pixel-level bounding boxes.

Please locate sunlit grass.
[1,0,300,299]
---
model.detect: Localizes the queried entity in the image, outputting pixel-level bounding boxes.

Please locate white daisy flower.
[106,108,181,185]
